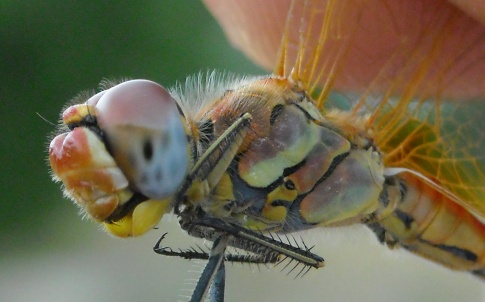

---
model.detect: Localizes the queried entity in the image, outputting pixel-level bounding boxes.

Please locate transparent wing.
[273,0,485,217]
[373,99,485,218]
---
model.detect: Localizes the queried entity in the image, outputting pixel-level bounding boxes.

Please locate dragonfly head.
[49,80,190,237]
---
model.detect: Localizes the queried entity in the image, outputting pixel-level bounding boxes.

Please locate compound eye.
[95,80,188,199]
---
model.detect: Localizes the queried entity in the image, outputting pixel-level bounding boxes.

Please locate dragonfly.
[48,0,485,301]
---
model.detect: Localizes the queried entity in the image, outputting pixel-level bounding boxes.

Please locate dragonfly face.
[49,80,189,236]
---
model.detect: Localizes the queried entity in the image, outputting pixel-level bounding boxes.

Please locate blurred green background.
[1,1,483,302]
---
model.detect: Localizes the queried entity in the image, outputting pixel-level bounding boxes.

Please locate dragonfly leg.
[193,218,325,269]
[174,113,252,214]
[153,233,210,260]
[210,259,225,302]
[189,234,229,302]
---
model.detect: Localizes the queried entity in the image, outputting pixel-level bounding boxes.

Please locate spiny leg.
[174,113,252,213]
[189,235,229,302]
[210,259,225,302]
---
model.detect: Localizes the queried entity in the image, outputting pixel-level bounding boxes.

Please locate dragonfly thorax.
[179,76,386,232]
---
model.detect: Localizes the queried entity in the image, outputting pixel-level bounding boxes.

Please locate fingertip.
[448,0,485,24]
[205,0,485,99]
[203,0,289,71]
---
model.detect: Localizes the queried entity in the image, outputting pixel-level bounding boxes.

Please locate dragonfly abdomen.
[376,173,485,276]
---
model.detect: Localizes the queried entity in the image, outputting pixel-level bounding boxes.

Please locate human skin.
[204,0,485,100]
